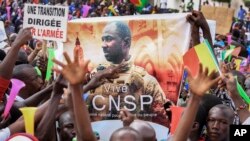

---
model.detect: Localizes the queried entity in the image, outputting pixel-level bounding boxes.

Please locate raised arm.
[35,75,66,141]
[27,40,42,63]
[53,52,96,141]
[0,27,33,79]
[14,84,53,108]
[0,28,33,100]
[187,12,200,47]
[187,11,213,47]
[222,72,250,123]
[172,64,220,141]
[6,100,49,138]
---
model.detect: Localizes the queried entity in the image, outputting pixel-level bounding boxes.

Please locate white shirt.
[160,0,167,9]
[242,116,250,125]
[245,32,250,41]
[0,128,11,141]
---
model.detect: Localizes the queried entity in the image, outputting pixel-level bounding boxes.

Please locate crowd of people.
[0,0,250,141]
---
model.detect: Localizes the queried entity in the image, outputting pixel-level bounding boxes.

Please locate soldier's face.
[101,23,125,64]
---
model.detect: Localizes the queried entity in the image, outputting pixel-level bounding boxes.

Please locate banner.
[23,4,68,42]
[0,21,7,42]
[201,6,235,35]
[200,20,216,44]
[60,14,191,139]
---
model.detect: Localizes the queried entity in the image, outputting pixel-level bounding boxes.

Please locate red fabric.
[198,137,205,141]
[183,47,200,78]
[0,76,10,101]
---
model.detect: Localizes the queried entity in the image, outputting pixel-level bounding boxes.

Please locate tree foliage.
[244,0,250,7]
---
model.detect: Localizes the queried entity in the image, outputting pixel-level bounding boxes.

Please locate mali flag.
[183,40,221,78]
[130,0,148,12]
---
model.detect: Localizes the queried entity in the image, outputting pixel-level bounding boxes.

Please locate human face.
[101,23,125,64]
[58,113,76,141]
[25,68,43,94]
[206,108,230,141]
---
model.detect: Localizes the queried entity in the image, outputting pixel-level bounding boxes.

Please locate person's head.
[16,49,28,65]
[102,21,131,64]
[89,11,97,17]
[12,64,43,98]
[240,5,243,9]
[206,104,234,141]
[110,127,143,141]
[232,29,240,41]
[57,111,76,141]
[189,94,223,140]
[129,120,156,141]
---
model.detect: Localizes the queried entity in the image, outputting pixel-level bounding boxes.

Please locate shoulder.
[132,65,158,83]
[0,128,10,140]
[132,65,147,76]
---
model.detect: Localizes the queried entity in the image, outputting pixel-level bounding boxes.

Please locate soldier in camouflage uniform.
[86,21,170,127]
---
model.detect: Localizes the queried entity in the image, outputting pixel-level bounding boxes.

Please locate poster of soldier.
[60,13,191,130]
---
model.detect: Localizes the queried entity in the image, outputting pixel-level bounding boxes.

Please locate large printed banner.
[0,21,7,42]
[62,13,191,140]
[23,4,68,42]
[201,6,234,35]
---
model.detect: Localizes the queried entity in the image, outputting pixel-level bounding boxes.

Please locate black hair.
[112,21,131,40]
[232,29,240,40]
[110,127,142,141]
[195,94,223,135]
[200,94,223,112]
[210,104,235,123]
[0,49,6,61]
[12,64,34,81]
[15,50,28,65]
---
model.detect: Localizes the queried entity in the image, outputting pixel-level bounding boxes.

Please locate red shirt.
[0,76,10,101]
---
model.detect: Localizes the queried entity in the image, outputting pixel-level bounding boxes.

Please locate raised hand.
[187,63,221,96]
[220,59,237,73]
[187,11,208,28]
[34,40,43,52]
[53,51,90,85]
[13,27,33,47]
[36,55,47,76]
[221,73,238,97]
[187,10,213,47]
[119,109,135,127]
[52,74,67,97]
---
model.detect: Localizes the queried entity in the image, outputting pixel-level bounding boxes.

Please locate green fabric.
[45,48,55,81]
[236,78,250,104]
[34,66,42,77]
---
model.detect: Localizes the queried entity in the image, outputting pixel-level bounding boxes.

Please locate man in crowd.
[238,5,247,24]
